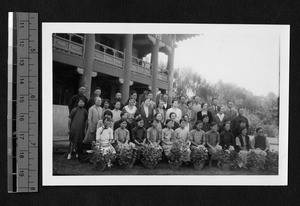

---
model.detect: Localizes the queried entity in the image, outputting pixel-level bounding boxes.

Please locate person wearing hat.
[252,127,270,151]
[68,86,88,113]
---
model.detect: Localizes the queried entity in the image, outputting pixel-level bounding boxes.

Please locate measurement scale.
[8,12,38,193]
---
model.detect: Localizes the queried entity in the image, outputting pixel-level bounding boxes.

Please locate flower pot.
[169,163,181,170]
[194,162,205,170]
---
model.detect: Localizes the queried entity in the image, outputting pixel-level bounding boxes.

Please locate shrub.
[90,142,116,169]
[191,145,208,166]
[116,144,137,167]
[168,142,184,167]
[246,148,267,170]
[141,144,162,169]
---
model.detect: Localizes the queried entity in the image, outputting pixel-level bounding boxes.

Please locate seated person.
[251,127,270,152]
[189,120,206,149]
[174,119,191,163]
[205,122,222,166]
[146,119,162,151]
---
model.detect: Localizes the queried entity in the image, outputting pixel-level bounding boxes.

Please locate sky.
[166,28,281,97]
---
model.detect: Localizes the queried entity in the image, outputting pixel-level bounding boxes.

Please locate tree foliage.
[172,68,279,137]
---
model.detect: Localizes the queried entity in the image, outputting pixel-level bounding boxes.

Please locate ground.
[53,153,278,176]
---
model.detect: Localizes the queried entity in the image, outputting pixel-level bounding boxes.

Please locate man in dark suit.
[138,98,154,129]
[213,106,230,132]
[208,98,220,117]
[162,93,171,111]
[231,107,249,137]
[68,86,88,113]
[224,100,238,122]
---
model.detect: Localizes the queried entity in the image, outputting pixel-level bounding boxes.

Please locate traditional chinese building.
[52,33,197,105]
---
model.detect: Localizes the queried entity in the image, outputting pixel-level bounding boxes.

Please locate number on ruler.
[30,95,36,99]
[19,115,24,121]
[19,133,25,140]
[19,152,24,158]
[19,170,24,177]
[19,40,25,47]
[20,78,25,84]
[19,22,25,28]
[19,96,25,103]
[19,59,24,66]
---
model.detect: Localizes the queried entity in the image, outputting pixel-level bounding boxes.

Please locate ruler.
[8,12,38,193]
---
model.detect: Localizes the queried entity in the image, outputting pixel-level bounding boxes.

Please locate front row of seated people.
[91,114,270,168]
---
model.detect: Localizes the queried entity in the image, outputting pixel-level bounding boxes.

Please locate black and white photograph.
[42,23,289,185]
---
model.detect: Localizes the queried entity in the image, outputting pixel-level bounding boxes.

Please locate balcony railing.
[52,33,85,56]
[94,41,124,69]
[131,56,152,77]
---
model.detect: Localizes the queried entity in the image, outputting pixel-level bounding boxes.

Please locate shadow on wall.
[53,105,69,137]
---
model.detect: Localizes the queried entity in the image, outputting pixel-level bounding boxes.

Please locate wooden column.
[120,34,133,104]
[167,35,176,105]
[151,38,159,101]
[80,34,95,98]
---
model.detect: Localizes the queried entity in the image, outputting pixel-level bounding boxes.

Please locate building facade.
[52,33,196,105]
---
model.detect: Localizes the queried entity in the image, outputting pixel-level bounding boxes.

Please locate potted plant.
[141,144,162,169]
[168,142,184,170]
[265,150,279,173]
[223,146,240,170]
[116,144,137,169]
[246,148,267,172]
[191,145,208,170]
[89,142,116,171]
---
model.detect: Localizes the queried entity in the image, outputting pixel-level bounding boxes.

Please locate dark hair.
[172,99,178,104]
[187,100,192,105]
[179,118,186,124]
[119,118,127,124]
[212,98,218,101]
[201,102,207,109]
[103,116,112,123]
[169,112,176,118]
[210,122,217,127]
[77,97,86,104]
[202,114,208,119]
[165,119,173,125]
[193,120,203,129]
[120,111,127,118]
[103,110,113,118]
[114,101,121,105]
[135,117,143,122]
[227,100,233,104]
[134,112,140,118]
[256,127,263,133]
[131,91,137,96]
[151,119,159,124]
[238,107,244,112]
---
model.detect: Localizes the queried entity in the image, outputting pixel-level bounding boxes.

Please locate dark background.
[0,0,299,205]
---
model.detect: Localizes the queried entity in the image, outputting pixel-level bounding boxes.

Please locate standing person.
[235,127,252,169]
[161,119,175,158]
[162,93,171,111]
[123,97,138,123]
[113,111,130,131]
[139,98,154,129]
[86,87,101,110]
[195,103,213,125]
[252,127,270,152]
[192,96,202,114]
[96,110,113,130]
[83,97,103,145]
[208,98,220,117]
[213,106,230,132]
[153,100,166,123]
[111,101,122,124]
[183,114,192,132]
[174,119,191,163]
[131,117,147,162]
[224,101,238,122]
[186,100,196,125]
[231,108,249,138]
[205,122,222,166]
[189,120,206,149]
[147,92,156,109]
[178,96,188,117]
[67,98,88,159]
[68,86,88,113]
[219,122,235,150]
[102,99,111,116]
[110,92,124,110]
[166,100,182,123]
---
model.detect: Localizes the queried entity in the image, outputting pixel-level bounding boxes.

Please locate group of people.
[66,86,270,168]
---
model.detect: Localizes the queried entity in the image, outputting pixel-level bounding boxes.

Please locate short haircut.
[227,100,233,104]
[151,119,159,124]
[202,114,208,119]
[179,118,186,124]
[165,119,173,125]
[238,107,244,112]
[119,118,127,124]
[114,101,121,105]
[187,100,192,105]
[201,102,207,109]
[154,113,161,119]
[103,110,113,118]
[195,120,203,125]
[172,99,178,104]
[210,122,217,127]
[94,87,101,91]
[212,97,218,101]
[131,91,137,95]
[103,99,110,104]
[169,112,176,118]
[120,111,127,117]
[135,117,143,122]
[103,116,112,122]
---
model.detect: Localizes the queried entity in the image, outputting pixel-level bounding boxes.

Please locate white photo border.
[43,23,289,186]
